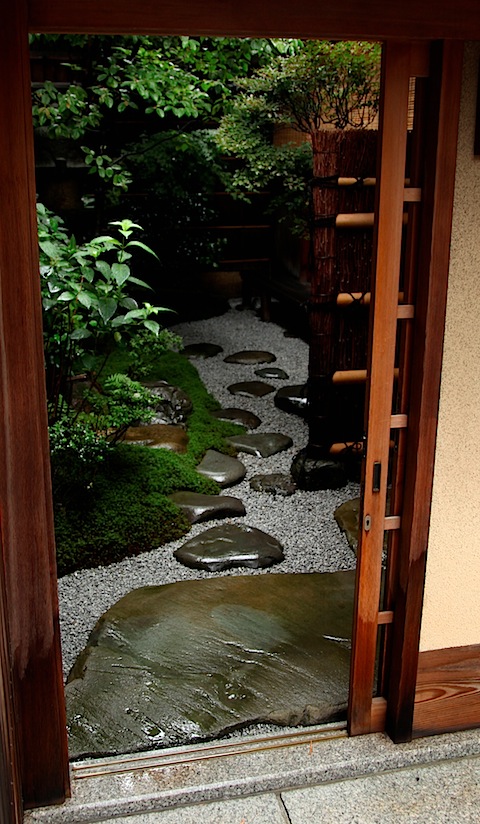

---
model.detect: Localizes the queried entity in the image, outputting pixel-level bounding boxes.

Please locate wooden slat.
[0,0,70,807]
[378,611,394,625]
[337,291,406,307]
[384,515,401,531]
[404,187,422,202]
[26,0,480,39]
[413,645,480,737]
[390,414,408,428]
[397,304,415,319]
[370,697,387,733]
[349,41,412,737]
[336,212,375,228]
[385,41,464,744]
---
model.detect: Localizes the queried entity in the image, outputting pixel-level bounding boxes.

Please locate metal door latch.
[364,514,372,532]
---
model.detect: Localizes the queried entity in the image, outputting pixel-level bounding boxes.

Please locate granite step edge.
[24,728,480,823]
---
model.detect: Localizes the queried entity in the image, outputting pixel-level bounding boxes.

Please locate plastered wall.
[419,42,480,652]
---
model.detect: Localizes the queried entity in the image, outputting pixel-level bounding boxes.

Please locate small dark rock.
[227,433,293,458]
[228,381,275,398]
[334,497,360,554]
[274,384,309,417]
[174,523,284,572]
[224,350,276,364]
[249,473,297,496]
[255,367,289,380]
[142,381,193,425]
[211,408,261,429]
[291,448,347,490]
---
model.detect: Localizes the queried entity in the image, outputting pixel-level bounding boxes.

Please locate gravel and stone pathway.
[61,301,360,754]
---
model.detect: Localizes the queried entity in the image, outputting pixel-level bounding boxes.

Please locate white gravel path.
[58,301,358,678]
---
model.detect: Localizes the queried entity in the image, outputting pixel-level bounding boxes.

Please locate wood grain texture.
[348,42,411,736]
[27,0,480,39]
[0,0,70,808]
[414,645,480,736]
[385,41,464,744]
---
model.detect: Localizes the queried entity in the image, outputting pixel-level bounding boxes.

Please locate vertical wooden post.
[348,41,411,735]
[386,40,464,743]
[0,0,70,808]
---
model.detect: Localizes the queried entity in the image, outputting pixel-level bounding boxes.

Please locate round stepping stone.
[224,350,276,365]
[196,449,246,488]
[182,342,223,359]
[228,381,275,398]
[249,473,297,496]
[274,384,309,417]
[168,491,246,524]
[124,424,188,453]
[255,366,289,380]
[211,408,261,429]
[227,433,293,458]
[291,448,347,490]
[174,524,284,572]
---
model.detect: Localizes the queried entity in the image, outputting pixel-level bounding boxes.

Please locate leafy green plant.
[38,203,175,422]
[82,373,157,442]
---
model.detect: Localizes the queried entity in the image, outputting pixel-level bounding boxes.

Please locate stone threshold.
[24,725,480,823]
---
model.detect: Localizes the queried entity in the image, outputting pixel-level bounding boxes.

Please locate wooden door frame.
[0,0,467,813]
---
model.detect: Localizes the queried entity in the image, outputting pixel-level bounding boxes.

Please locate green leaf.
[96,260,111,278]
[70,328,92,340]
[143,319,160,335]
[97,297,118,322]
[123,308,147,321]
[77,291,93,308]
[39,240,60,258]
[127,276,152,289]
[126,240,158,258]
[111,262,130,286]
[58,290,76,301]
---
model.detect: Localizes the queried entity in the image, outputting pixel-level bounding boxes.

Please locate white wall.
[420,42,480,651]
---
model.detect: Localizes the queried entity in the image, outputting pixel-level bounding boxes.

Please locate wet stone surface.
[124,424,188,453]
[142,381,193,425]
[224,350,276,365]
[196,449,246,487]
[227,432,293,458]
[334,497,360,555]
[228,381,275,398]
[174,523,284,572]
[168,491,246,524]
[274,384,309,417]
[65,571,354,757]
[249,473,297,497]
[182,342,223,359]
[211,408,261,429]
[291,449,348,490]
[255,366,289,380]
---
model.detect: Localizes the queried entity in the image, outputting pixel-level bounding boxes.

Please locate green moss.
[55,350,245,576]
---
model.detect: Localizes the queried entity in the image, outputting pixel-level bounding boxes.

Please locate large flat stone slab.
[224,350,276,364]
[168,491,246,524]
[196,449,246,487]
[211,408,261,429]
[66,571,355,758]
[174,524,284,571]
[228,381,275,398]
[274,384,309,417]
[227,433,293,458]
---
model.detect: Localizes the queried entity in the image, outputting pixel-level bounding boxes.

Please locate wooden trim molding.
[27,0,480,39]
[413,645,480,737]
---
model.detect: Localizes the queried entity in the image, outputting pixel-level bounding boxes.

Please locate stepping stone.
[227,433,293,458]
[65,571,355,757]
[142,380,193,425]
[168,491,246,524]
[250,473,297,496]
[196,449,246,487]
[255,366,289,380]
[174,523,284,572]
[228,381,275,398]
[291,449,347,490]
[211,408,261,429]
[124,424,188,453]
[182,342,223,359]
[224,350,276,364]
[274,384,309,417]
[334,497,360,554]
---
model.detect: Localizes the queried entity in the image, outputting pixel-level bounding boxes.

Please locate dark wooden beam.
[385,40,464,744]
[0,0,70,808]
[27,0,480,39]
